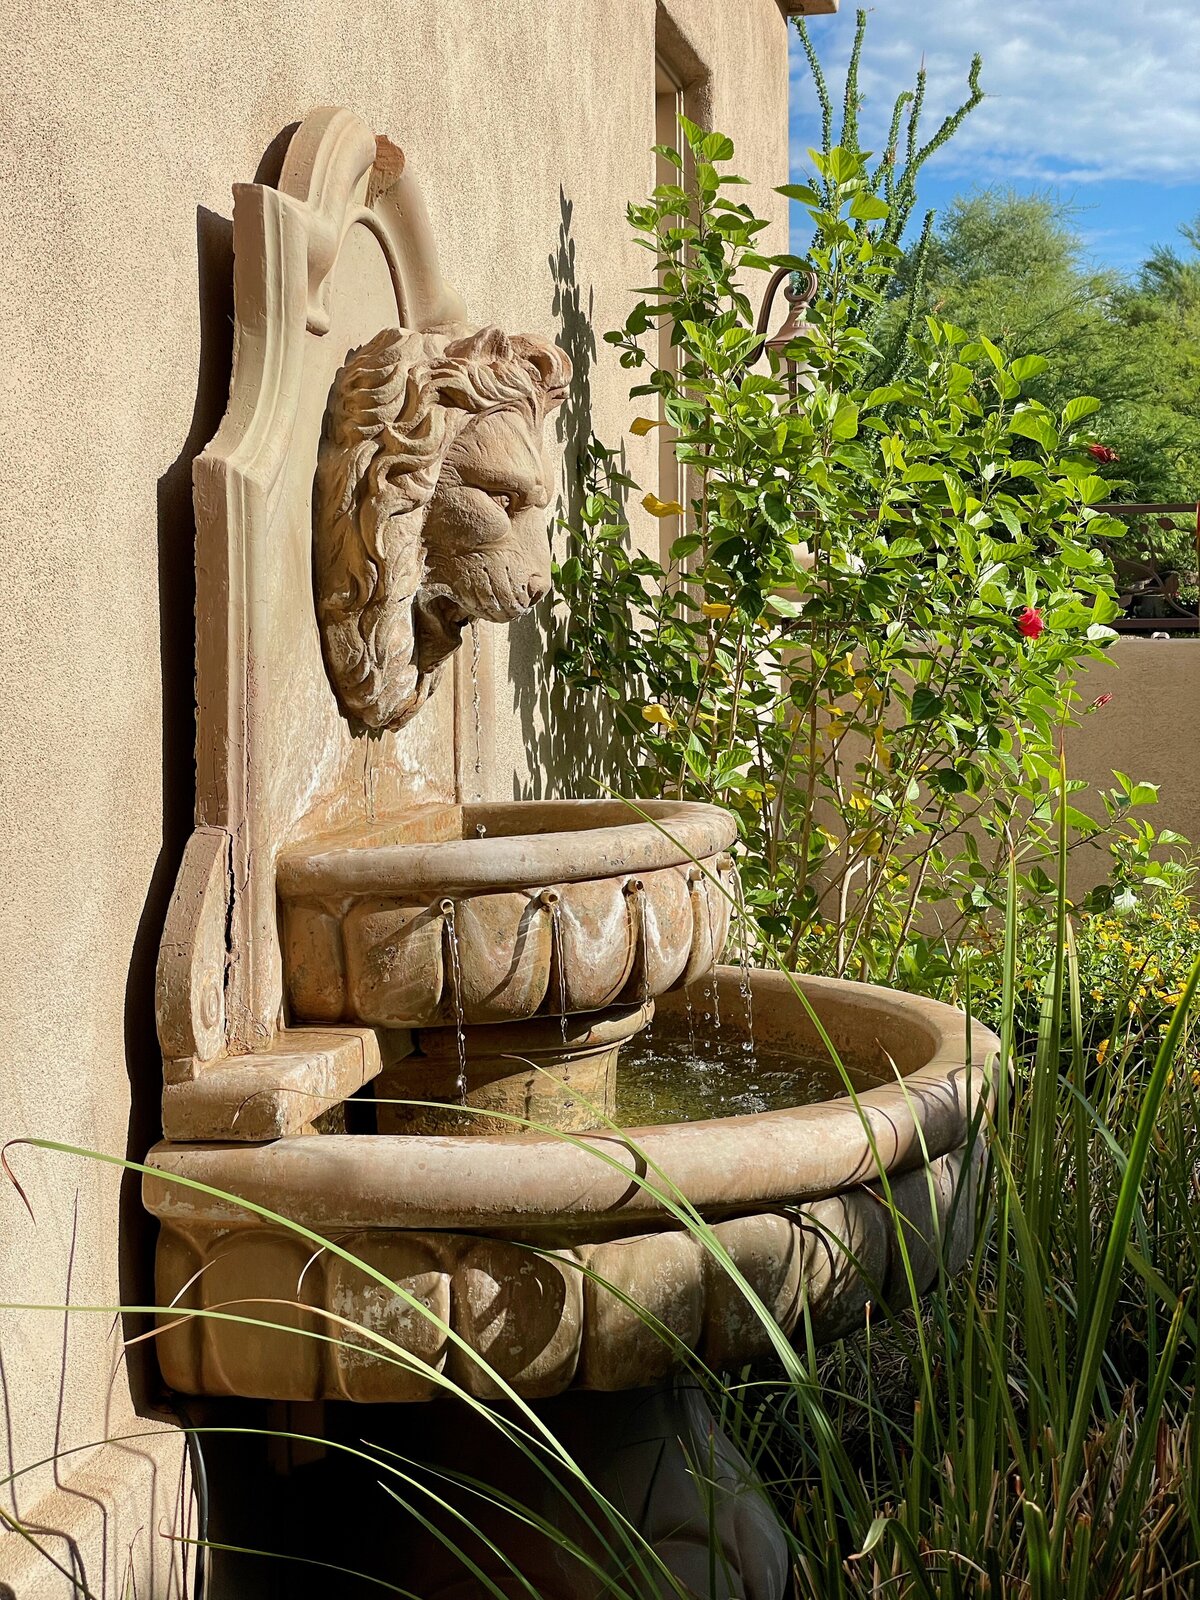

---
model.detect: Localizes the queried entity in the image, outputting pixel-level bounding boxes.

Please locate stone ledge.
[777,0,839,15]
[161,1027,382,1142]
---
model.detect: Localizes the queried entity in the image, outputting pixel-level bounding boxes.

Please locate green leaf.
[775,183,821,205]
[1061,395,1102,427]
[1074,475,1110,505]
[979,335,1005,371]
[1010,354,1050,382]
[849,192,890,221]
[930,768,969,794]
[830,400,860,440]
[911,686,945,722]
[699,131,735,162]
[761,492,792,533]
[1008,409,1059,453]
[865,384,906,409]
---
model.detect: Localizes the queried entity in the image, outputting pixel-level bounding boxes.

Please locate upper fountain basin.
[277,799,738,1029]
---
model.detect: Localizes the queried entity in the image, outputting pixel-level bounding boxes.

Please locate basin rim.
[276,798,738,898]
[145,970,999,1234]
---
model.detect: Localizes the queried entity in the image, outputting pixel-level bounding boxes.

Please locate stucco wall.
[1066,640,1200,893]
[0,1,795,1593]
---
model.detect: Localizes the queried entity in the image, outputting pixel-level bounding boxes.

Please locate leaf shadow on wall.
[508,188,624,802]
[119,205,235,1416]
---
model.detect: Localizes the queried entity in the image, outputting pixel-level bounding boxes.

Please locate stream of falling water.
[541,890,569,1043]
[469,622,483,798]
[701,874,721,1032]
[440,898,469,1103]
[734,869,757,1060]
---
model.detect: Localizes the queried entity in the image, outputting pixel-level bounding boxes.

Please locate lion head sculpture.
[314,324,572,730]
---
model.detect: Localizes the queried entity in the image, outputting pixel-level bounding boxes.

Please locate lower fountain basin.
[144,967,997,1402]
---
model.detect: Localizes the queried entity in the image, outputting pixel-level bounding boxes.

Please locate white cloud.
[790,0,1200,185]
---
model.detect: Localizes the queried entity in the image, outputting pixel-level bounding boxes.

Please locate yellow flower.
[1091,988,1104,1002]
[642,703,676,729]
[701,601,733,620]
[642,492,685,518]
[1096,1038,1110,1066]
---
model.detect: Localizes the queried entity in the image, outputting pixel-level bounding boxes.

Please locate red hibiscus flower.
[1017,607,1045,640]
[1090,692,1113,710]
[1086,442,1120,465]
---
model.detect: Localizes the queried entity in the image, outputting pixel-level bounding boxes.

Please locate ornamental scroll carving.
[314,324,571,730]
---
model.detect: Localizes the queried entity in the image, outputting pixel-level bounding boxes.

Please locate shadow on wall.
[119,205,235,1415]
[509,188,624,802]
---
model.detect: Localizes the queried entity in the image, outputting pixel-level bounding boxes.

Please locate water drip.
[469,622,483,798]
[624,878,649,1003]
[733,867,757,1062]
[540,888,568,1043]
[440,897,469,1104]
[700,873,721,1031]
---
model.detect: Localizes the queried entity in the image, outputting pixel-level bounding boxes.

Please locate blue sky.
[789,0,1200,276]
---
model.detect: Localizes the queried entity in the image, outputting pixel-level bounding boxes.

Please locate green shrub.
[555,110,1180,985]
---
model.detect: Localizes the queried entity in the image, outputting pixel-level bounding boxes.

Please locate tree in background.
[912,192,1200,514]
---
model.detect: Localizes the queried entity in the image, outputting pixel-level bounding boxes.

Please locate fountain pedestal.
[376,1002,652,1136]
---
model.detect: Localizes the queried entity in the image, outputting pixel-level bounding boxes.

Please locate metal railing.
[1099,503,1200,634]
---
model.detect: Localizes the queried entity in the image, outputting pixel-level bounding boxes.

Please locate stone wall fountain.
[144,108,998,1600]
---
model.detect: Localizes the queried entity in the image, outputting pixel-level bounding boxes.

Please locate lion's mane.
[314,325,570,730]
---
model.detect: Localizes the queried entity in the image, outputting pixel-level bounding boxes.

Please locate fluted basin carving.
[277,799,738,1028]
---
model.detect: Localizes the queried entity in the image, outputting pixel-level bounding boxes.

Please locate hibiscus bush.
[554,112,1181,981]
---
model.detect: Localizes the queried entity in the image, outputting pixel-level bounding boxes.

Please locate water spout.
[624,878,650,1004]
[540,888,568,1043]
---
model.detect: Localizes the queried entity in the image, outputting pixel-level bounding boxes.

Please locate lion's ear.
[509,333,572,413]
[444,326,514,364]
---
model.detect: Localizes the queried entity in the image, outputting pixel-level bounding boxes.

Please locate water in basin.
[615,1031,850,1127]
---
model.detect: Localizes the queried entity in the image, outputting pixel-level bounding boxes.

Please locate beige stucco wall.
[1066,640,1200,894]
[0,1,796,1593]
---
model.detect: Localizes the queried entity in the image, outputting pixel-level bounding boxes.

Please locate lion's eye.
[489,491,515,514]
